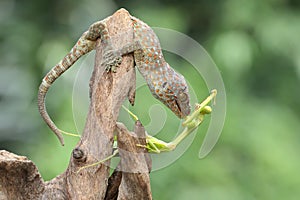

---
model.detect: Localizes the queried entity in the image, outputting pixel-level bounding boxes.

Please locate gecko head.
[156,69,191,119]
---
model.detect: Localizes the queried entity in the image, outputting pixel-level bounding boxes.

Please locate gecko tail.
[38,88,65,146]
[37,33,97,146]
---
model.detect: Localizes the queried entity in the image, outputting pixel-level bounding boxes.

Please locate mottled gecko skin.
[131,17,190,119]
[38,16,190,145]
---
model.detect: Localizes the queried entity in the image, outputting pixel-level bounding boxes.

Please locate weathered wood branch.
[0,150,44,200]
[104,121,152,200]
[0,9,152,200]
[116,122,152,200]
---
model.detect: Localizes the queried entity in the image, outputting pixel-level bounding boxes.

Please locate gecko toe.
[103,50,122,72]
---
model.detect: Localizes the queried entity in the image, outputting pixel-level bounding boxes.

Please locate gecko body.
[131,17,190,118]
[38,16,190,145]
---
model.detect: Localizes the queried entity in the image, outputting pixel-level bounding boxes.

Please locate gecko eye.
[178,91,188,102]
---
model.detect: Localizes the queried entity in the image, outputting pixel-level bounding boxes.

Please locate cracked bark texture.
[0,9,152,200]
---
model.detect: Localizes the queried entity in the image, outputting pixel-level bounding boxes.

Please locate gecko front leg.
[38,20,122,145]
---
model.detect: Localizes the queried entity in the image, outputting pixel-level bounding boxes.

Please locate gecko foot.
[103,50,122,72]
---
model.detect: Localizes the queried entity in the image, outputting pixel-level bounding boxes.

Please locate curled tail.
[38,32,96,145]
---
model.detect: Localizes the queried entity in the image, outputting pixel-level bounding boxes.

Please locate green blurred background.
[1,0,300,199]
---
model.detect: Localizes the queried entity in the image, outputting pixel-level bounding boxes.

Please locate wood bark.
[0,9,152,200]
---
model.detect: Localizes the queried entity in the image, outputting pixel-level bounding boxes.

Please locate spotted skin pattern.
[131,17,190,119]
[38,16,190,145]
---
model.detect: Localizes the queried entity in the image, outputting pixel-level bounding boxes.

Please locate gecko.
[38,15,191,146]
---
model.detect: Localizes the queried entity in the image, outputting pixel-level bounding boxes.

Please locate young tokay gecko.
[38,15,191,145]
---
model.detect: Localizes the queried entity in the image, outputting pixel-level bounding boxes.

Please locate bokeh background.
[1,0,300,199]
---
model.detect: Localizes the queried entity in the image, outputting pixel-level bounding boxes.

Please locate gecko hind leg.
[104,40,142,72]
[85,20,107,41]
[102,50,122,72]
[85,20,123,72]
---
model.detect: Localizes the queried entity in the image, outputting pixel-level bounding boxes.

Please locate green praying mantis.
[124,89,217,153]
[76,89,217,172]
